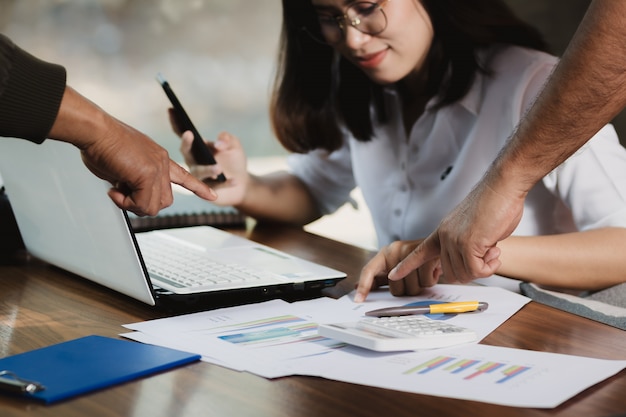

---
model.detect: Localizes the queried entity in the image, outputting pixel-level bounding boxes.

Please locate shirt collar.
[455,71,483,116]
[382,67,485,116]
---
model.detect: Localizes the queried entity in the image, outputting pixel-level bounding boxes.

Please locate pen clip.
[0,371,45,395]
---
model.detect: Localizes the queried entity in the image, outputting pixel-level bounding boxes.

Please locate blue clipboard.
[0,335,201,403]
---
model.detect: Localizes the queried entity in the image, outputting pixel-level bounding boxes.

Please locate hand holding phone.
[157,73,226,182]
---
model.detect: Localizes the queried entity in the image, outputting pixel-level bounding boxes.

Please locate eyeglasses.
[305,0,391,45]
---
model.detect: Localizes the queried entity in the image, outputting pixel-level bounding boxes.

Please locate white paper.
[308,343,626,408]
[122,284,626,407]
[124,285,528,376]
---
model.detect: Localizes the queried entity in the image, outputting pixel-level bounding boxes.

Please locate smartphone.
[157,73,226,182]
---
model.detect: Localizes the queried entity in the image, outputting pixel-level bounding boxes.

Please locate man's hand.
[50,87,216,216]
[388,176,525,284]
[80,120,216,216]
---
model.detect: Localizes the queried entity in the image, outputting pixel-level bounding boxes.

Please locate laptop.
[0,139,345,311]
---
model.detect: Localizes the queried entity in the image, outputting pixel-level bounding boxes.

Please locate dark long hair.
[271,0,548,153]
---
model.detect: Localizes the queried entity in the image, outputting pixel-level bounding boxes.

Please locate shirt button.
[394,209,402,217]
[400,184,407,192]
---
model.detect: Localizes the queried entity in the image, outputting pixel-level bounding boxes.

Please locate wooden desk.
[0,224,625,417]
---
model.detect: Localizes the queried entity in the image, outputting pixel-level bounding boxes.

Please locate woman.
[177,0,626,300]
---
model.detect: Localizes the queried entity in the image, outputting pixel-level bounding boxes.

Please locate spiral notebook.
[127,187,246,231]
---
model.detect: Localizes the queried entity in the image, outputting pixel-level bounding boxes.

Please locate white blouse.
[288,46,626,247]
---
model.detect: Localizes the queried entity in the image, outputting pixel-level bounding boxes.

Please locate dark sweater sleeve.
[0,34,67,143]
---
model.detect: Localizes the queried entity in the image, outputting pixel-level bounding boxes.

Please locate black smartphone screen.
[157,74,226,182]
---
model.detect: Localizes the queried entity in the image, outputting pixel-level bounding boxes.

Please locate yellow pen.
[365,301,489,317]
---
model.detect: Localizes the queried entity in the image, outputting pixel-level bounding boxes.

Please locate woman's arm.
[237,171,323,225]
[497,228,626,291]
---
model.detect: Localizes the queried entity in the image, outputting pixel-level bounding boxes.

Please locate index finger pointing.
[168,159,217,201]
[388,232,440,281]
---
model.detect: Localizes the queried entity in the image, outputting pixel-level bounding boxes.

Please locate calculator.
[317,316,477,352]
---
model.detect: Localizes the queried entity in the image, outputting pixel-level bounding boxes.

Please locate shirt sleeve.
[509,49,626,230]
[0,34,66,143]
[287,139,357,215]
[542,123,626,230]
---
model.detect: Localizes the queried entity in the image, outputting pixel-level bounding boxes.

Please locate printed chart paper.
[122,285,626,408]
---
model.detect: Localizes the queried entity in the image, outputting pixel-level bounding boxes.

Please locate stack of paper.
[122,285,626,408]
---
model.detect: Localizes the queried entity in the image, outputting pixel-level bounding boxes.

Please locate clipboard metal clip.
[0,370,46,394]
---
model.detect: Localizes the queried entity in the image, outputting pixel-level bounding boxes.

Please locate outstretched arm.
[390,0,626,283]
[51,86,217,216]
[0,34,216,216]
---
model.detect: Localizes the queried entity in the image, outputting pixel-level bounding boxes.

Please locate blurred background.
[3,0,620,249]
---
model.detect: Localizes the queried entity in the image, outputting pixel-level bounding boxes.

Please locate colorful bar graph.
[214,315,305,333]
[405,355,534,386]
[465,361,506,380]
[445,359,480,374]
[497,365,531,383]
[403,356,456,375]
[219,322,318,346]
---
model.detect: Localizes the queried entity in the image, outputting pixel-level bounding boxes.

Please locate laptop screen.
[0,139,157,304]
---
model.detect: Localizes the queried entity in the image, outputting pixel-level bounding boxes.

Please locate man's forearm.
[48,85,114,149]
[491,0,626,192]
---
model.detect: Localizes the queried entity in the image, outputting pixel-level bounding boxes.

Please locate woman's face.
[309,0,434,85]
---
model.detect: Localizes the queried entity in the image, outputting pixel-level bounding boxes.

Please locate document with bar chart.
[403,355,531,383]
[315,343,626,408]
[122,287,626,407]
[123,298,349,377]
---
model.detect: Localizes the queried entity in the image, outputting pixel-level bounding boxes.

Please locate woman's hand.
[179,130,251,207]
[355,239,442,302]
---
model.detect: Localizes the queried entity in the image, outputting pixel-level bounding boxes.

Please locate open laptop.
[0,139,345,311]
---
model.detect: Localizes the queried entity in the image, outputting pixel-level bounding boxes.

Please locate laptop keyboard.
[136,234,281,292]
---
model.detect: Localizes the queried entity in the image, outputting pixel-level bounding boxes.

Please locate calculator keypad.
[357,316,472,338]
